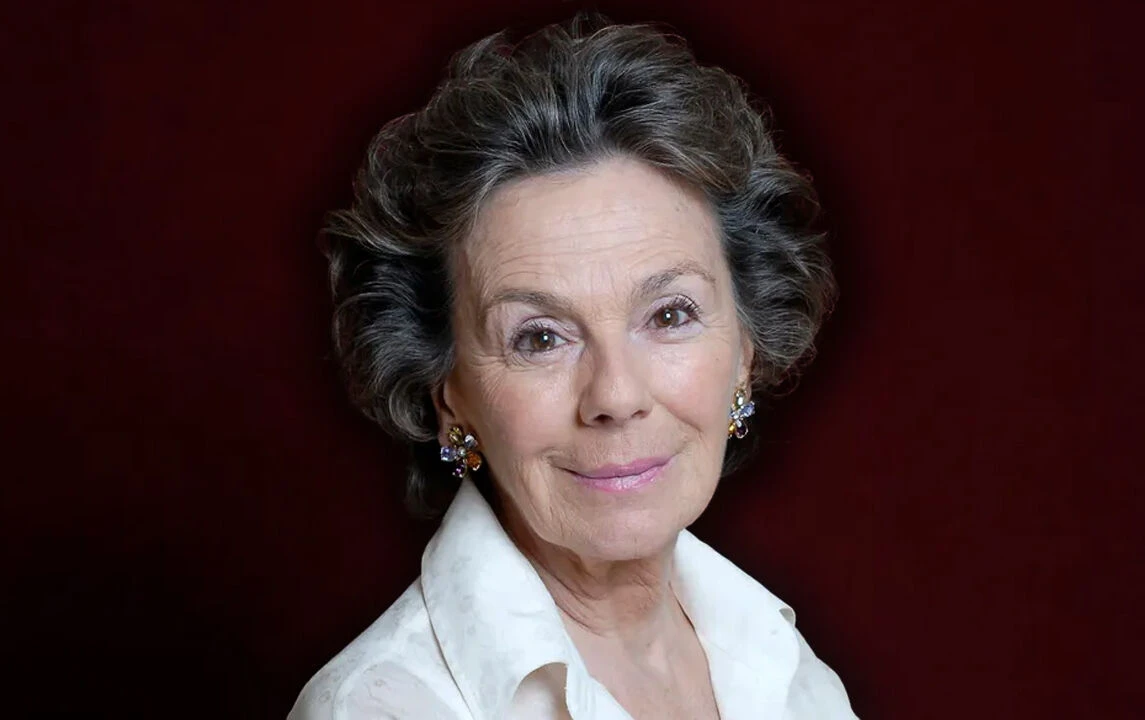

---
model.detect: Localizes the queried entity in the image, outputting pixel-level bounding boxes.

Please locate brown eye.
[530,330,556,351]
[515,326,566,354]
[653,307,686,328]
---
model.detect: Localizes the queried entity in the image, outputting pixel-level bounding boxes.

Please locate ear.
[737,327,755,392]
[432,371,465,445]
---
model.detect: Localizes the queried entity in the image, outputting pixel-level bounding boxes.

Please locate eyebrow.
[479,260,717,324]
[637,260,717,299]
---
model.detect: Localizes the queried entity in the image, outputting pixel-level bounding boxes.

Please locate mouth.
[565,456,673,494]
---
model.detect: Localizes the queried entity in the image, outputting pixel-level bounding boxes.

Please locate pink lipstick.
[568,457,671,493]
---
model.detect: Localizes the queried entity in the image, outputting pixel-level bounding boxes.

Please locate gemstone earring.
[728,386,755,439]
[440,425,483,478]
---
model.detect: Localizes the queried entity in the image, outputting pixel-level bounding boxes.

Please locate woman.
[290,15,857,720]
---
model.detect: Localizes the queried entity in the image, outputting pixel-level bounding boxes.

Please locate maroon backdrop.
[3,0,1141,717]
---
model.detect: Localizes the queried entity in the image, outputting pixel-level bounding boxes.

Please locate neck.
[502,510,684,657]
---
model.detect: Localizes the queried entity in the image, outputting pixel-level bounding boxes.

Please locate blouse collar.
[421,479,800,719]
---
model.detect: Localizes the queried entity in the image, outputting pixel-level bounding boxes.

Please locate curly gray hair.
[323,15,836,515]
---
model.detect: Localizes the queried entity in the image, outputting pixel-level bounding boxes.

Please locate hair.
[322,14,836,516]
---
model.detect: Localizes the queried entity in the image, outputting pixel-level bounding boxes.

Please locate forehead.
[459,157,726,299]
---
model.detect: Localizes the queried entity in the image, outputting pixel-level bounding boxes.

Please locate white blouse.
[288,480,858,719]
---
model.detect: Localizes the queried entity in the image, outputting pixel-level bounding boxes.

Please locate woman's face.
[441,157,752,561]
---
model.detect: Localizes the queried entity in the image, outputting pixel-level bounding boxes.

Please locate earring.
[440,425,483,478]
[728,386,755,439]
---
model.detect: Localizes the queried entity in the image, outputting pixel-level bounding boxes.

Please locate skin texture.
[436,156,752,719]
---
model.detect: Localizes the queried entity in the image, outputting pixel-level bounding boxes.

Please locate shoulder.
[287,579,470,720]
[787,627,860,719]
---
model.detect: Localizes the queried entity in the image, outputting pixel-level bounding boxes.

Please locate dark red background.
[3,0,1141,717]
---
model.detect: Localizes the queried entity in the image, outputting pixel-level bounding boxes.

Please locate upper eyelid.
[651,295,701,315]
[515,316,568,336]
[504,291,701,331]
[484,265,713,326]
[509,297,699,335]
[482,291,576,332]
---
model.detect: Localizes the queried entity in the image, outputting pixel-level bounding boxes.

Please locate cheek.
[469,366,572,470]
[650,340,736,433]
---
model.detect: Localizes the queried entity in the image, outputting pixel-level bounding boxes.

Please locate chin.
[564,467,715,561]
[572,504,695,562]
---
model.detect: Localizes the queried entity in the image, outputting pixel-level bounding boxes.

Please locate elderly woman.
[291,15,856,720]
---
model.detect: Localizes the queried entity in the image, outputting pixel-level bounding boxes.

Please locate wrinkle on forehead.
[452,157,727,327]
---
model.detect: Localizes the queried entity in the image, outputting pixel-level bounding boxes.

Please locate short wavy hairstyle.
[323,15,836,515]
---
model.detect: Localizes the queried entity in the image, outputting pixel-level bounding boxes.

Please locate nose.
[576,333,653,427]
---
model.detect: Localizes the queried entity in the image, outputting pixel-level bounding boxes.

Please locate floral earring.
[728,386,756,439]
[440,425,483,478]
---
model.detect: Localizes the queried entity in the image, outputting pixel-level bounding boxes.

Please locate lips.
[567,456,672,493]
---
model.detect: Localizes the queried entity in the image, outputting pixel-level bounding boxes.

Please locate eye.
[650,297,701,329]
[513,325,567,354]
[653,307,688,328]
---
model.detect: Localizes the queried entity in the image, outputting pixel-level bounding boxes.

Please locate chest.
[604,675,720,720]
[580,639,721,720]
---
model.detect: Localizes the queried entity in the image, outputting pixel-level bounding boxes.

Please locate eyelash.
[511,320,565,355]
[653,295,702,329]
[509,296,703,356]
